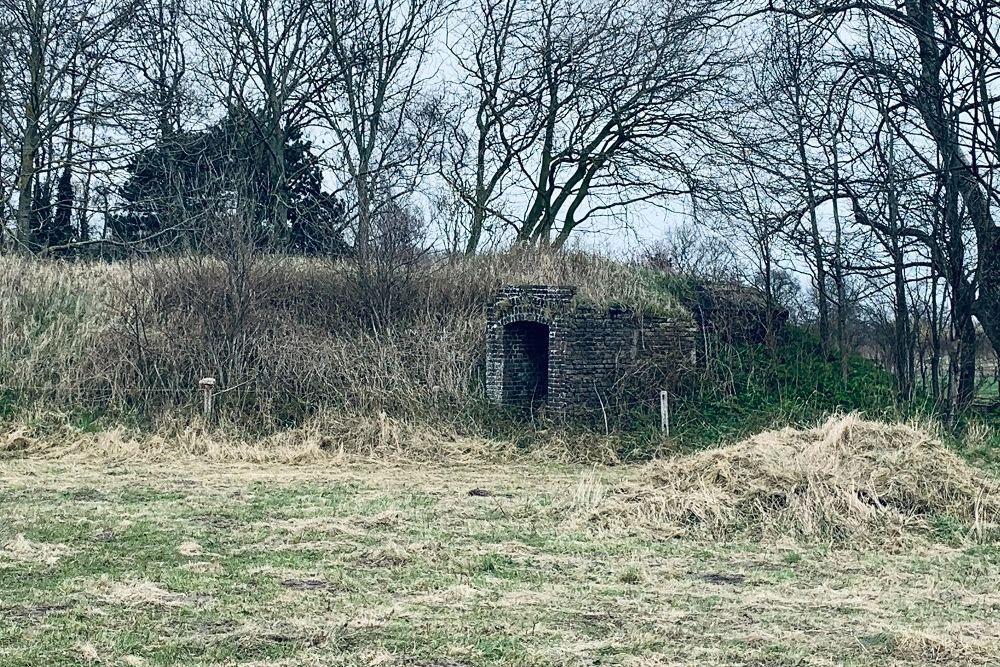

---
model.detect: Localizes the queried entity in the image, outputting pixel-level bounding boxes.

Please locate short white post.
[199,377,217,422]
[660,390,670,437]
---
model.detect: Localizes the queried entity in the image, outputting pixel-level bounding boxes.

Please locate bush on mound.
[595,415,1000,545]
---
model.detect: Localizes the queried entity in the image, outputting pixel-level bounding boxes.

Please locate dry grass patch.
[177,540,205,557]
[588,414,1000,546]
[181,561,223,575]
[96,579,196,608]
[0,407,632,467]
[0,411,521,464]
[0,428,40,459]
[1,533,75,566]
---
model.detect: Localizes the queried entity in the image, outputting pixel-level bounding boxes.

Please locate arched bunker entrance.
[501,321,549,407]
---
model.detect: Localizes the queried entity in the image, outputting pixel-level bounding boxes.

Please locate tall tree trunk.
[16,0,45,246]
[51,91,77,249]
[929,267,943,405]
[15,128,39,244]
[830,138,848,383]
[943,167,977,411]
[886,144,913,401]
[267,123,288,244]
[522,28,558,245]
[901,0,1000,360]
[354,169,372,263]
[974,226,1000,354]
[761,238,778,348]
[77,90,99,244]
[891,240,912,400]
[795,120,829,351]
[955,299,977,410]
[465,113,490,255]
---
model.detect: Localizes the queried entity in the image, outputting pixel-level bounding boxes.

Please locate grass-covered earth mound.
[1,248,991,462]
[0,250,689,430]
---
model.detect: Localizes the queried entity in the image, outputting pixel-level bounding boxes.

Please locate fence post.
[199,377,217,423]
[660,390,670,437]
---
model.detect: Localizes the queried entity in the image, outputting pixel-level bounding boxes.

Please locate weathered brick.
[485,284,698,414]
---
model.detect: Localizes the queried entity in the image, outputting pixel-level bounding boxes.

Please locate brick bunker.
[485,285,698,413]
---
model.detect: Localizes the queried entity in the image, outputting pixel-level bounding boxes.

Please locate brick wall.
[486,285,697,414]
[485,285,575,408]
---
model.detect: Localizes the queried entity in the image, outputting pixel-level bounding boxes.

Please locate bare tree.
[120,0,192,141]
[746,14,840,350]
[701,144,795,343]
[642,223,742,283]
[314,0,449,260]
[442,0,529,253]
[445,0,735,250]
[0,14,16,243]
[0,0,136,247]
[755,0,1000,400]
[193,0,330,241]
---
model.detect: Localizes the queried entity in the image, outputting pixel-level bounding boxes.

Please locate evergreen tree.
[49,164,76,248]
[29,174,75,252]
[113,112,348,254]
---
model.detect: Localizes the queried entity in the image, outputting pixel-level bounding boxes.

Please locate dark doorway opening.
[501,321,549,407]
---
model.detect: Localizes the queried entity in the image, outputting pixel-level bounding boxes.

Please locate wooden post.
[660,390,670,436]
[199,377,217,422]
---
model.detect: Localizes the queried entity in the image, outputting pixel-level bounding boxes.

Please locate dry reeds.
[0,257,116,401]
[585,414,1000,545]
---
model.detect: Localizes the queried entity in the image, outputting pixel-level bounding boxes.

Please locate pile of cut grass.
[589,414,1000,545]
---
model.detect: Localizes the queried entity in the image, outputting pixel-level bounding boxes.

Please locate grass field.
[3,458,1000,666]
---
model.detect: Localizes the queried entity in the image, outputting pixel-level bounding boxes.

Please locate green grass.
[667,328,903,449]
[584,326,913,458]
[1,460,999,666]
